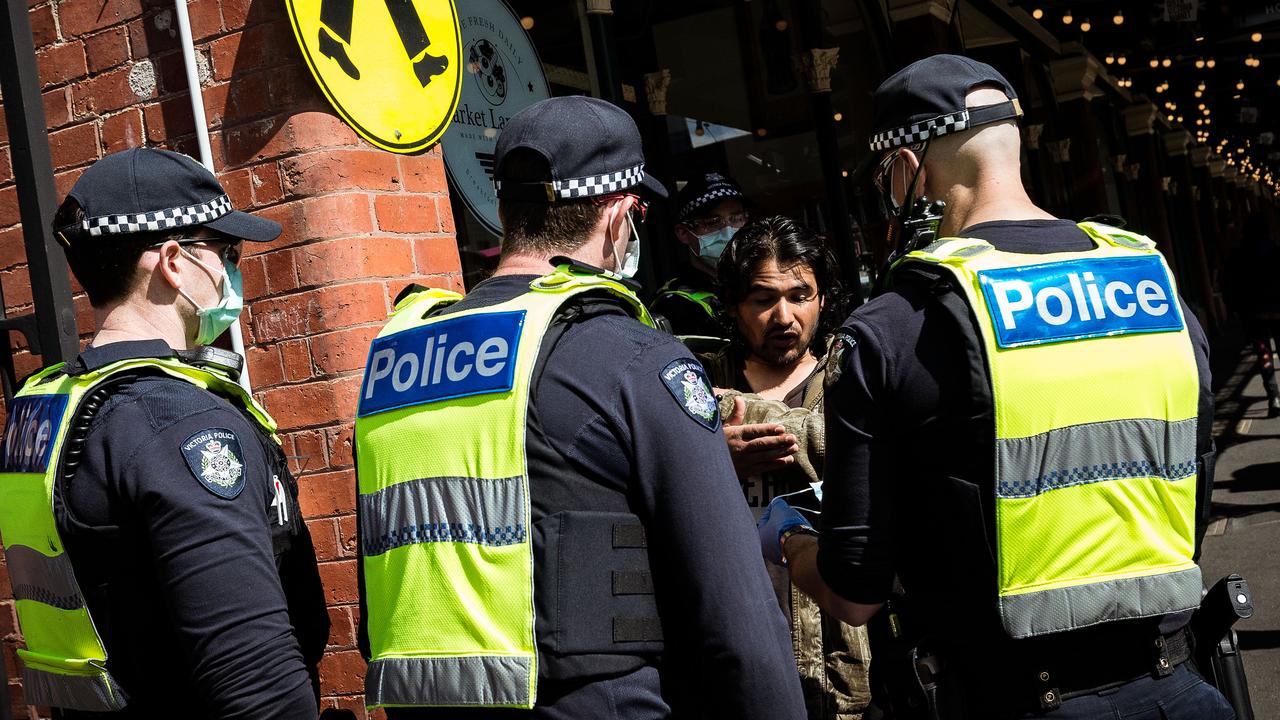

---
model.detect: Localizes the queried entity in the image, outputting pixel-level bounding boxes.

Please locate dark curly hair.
[716,215,848,355]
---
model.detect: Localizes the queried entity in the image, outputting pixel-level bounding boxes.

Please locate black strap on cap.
[966,98,1023,129]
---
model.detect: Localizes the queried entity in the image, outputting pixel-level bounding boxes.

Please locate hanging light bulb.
[1149,58,1159,69]
[1207,59,1217,68]
[1032,8,1044,19]
[1062,10,1073,24]
[1252,32,1263,42]
[1105,54,1115,65]
[520,16,534,29]
[1118,55,1127,66]
[1114,10,1125,25]
[1195,90,1203,98]
[1198,82,1206,91]
[1237,80,1245,90]
[1080,18,1092,32]
[1198,103,1206,110]
[1162,57,1173,68]
[1177,115,1184,123]
[1195,58,1206,69]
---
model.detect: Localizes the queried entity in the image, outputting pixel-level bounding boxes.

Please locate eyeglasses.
[871,143,925,197]
[684,211,747,235]
[153,237,242,266]
[592,192,649,223]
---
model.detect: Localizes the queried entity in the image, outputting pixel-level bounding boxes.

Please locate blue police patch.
[358,310,525,417]
[0,394,69,474]
[660,359,720,431]
[182,428,246,499]
[977,255,1184,348]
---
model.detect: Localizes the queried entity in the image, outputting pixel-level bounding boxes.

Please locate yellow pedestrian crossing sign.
[286,0,462,153]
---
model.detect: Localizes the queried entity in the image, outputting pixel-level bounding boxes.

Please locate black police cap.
[492,96,667,203]
[674,172,745,224]
[61,147,280,243]
[869,54,1022,152]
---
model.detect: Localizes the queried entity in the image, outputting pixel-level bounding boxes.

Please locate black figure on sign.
[317,0,448,86]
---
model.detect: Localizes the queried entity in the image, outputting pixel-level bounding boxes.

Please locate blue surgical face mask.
[178,247,244,346]
[695,226,736,266]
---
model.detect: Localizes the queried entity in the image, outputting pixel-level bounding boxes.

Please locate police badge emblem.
[182,428,247,499]
[825,331,856,390]
[660,359,720,431]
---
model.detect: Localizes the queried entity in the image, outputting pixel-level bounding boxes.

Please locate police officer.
[354,96,804,719]
[0,148,328,718]
[760,55,1232,718]
[651,171,748,340]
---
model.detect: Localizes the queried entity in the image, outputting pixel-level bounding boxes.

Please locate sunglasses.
[592,192,649,223]
[154,237,242,266]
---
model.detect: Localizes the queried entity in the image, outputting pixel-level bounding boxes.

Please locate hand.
[722,397,799,479]
[757,496,812,566]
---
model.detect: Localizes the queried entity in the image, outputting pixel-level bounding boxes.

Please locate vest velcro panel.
[899,224,1202,638]
[355,271,652,709]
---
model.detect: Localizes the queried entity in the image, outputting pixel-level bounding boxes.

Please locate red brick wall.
[0,0,462,715]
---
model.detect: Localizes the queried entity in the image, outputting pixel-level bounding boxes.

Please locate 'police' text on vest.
[358,311,526,417]
[978,256,1183,348]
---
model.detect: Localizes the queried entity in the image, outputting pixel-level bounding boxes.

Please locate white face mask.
[610,208,641,279]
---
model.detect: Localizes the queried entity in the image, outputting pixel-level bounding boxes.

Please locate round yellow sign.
[286,0,461,153]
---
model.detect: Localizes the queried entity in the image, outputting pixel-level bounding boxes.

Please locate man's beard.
[752,326,816,368]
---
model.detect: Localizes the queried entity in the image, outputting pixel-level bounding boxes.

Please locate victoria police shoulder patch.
[660,359,720,431]
[182,427,246,499]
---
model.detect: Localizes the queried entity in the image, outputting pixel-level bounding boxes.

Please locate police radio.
[899,197,946,256]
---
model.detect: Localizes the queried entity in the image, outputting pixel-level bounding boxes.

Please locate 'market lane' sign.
[442,0,549,237]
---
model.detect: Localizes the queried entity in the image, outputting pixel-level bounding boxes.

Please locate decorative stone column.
[886,0,955,64]
[1049,47,1109,216]
[643,69,671,116]
[1120,102,1179,275]
[1163,129,1217,330]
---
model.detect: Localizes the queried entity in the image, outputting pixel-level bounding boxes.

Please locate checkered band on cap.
[82,194,233,237]
[869,109,970,152]
[495,163,645,200]
[680,187,741,221]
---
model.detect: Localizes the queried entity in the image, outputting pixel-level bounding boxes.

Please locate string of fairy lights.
[1025,7,1278,196]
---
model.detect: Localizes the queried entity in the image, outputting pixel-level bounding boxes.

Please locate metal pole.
[173,0,253,392]
[584,0,623,105]
[0,0,81,369]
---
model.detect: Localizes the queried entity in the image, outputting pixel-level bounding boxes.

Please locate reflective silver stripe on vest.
[996,418,1197,499]
[22,664,128,712]
[6,544,83,610]
[999,565,1202,638]
[361,475,527,555]
[365,655,531,707]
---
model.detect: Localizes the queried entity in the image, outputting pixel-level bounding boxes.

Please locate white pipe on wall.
[173,0,254,393]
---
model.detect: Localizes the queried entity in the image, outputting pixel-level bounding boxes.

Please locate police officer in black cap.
[759,55,1229,718]
[0,148,328,718]
[355,96,804,719]
[651,172,749,341]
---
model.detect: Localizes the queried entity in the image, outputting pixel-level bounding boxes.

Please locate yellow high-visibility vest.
[355,266,653,709]
[0,356,277,710]
[898,222,1202,638]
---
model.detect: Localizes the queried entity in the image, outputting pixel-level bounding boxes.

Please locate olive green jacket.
[702,344,871,720]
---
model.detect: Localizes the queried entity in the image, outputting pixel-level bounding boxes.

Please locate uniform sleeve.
[1183,301,1216,559]
[121,406,318,720]
[615,342,806,720]
[817,322,897,605]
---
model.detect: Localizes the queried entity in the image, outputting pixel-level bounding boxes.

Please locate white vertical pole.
[174,0,253,393]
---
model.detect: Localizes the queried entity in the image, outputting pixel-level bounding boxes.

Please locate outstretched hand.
[722,396,799,479]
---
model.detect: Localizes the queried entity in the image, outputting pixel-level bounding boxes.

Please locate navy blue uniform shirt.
[819,221,1214,700]
[360,273,804,720]
[55,340,328,720]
